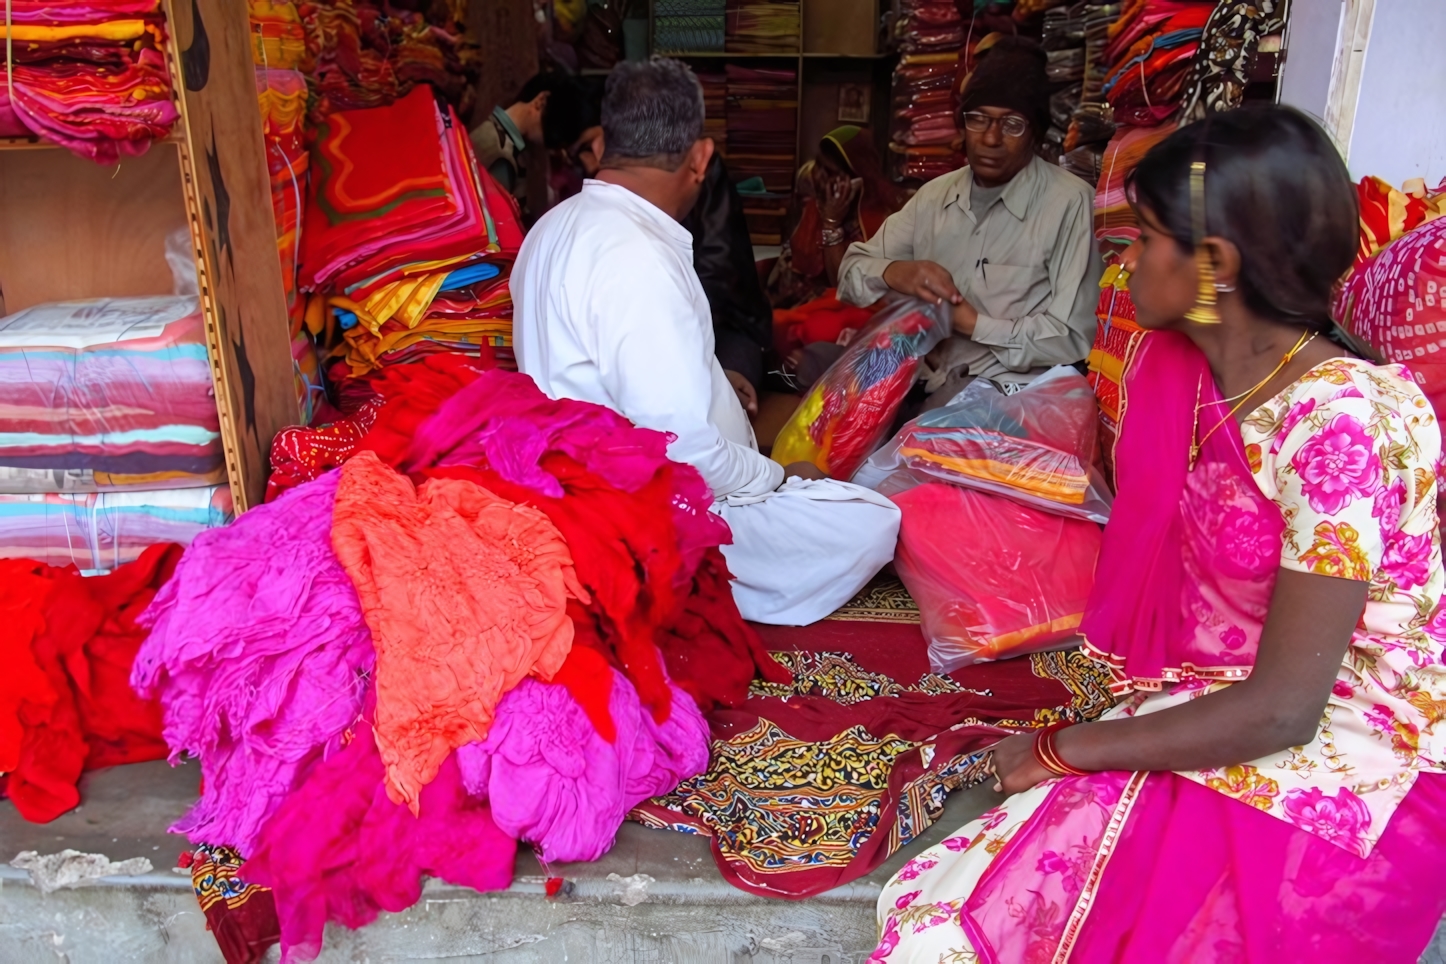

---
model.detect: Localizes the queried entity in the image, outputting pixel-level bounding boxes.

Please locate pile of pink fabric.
[131,364,763,962]
[1,0,179,161]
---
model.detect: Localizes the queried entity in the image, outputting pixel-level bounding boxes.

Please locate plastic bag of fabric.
[855,367,1113,523]
[881,471,1101,673]
[772,296,950,479]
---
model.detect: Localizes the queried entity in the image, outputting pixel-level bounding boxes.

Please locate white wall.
[1343,0,1446,186]
[1277,0,1347,124]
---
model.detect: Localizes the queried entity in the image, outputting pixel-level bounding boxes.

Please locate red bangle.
[1032,722,1090,777]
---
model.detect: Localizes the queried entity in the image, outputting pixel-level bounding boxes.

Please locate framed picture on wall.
[838,83,871,124]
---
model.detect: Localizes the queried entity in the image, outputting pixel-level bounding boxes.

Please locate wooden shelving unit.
[646,0,892,244]
[0,0,298,513]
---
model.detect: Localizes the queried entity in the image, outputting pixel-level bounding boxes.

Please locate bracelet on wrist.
[821,226,846,247]
[1032,722,1090,777]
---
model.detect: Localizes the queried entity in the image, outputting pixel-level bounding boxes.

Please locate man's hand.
[881,260,963,306]
[724,369,758,416]
[950,298,979,337]
[781,460,826,482]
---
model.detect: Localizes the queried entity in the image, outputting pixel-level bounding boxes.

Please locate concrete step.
[6,762,1444,963]
[0,760,1000,963]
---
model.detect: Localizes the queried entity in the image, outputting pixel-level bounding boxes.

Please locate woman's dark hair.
[1127,105,1373,356]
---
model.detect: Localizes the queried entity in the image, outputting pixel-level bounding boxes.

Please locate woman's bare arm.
[993,568,1366,792]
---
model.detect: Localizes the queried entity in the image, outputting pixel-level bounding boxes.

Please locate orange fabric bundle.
[330,452,586,811]
[1355,175,1446,265]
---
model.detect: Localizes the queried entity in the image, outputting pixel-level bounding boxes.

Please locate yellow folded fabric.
[4,20,149,42]
[897,446,1090,505]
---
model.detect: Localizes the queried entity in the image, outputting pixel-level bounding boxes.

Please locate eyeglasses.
[962,112,1030,138]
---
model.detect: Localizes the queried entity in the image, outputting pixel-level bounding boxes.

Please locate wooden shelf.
[0,131,185,151]
[0,0,296,514]
[664,50,800,58]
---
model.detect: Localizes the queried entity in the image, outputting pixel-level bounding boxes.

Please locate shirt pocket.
[970,262,1049,321]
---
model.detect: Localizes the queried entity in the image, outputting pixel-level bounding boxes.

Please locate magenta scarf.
[1079,329,1283,692]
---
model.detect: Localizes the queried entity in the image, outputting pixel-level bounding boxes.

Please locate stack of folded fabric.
[725,62,796,243]
[724,63,796,192]
[888,0,966,183]
[0,0,178,162]
[251,0,319,420]
[299,0,478,123]
[654,0,725,53]
[140,356,786,962]
[297,86,524,377]
[1085,262,1143,472]
[725,0,799,53]
[1100,0,1212,127]
[698,69,728,155]
[0,296,233,570]
[1092,120,1175,251]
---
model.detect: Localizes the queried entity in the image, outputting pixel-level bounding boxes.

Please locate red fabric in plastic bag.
[772,297,950,479]
[884,476,1102,673]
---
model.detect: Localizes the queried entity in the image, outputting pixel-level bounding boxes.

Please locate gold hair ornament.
[1183,159,1222,325]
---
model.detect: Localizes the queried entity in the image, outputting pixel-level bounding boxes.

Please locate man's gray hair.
[601,57,705,169]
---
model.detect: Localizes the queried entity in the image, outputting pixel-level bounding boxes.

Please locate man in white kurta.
[513,58,898,625]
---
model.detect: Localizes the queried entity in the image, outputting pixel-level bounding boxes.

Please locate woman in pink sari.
[871,106,1446,962]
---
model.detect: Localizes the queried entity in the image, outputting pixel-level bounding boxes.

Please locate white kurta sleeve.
[589,247,783,500]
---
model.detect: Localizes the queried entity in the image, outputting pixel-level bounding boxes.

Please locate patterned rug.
[633,640,1116,898]
[825,574,921,624]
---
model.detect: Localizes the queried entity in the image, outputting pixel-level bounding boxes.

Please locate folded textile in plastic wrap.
[883,472,1102,673]
[0,484,232,571]
[772,296,950,480]
[858,367,1113,523]
[0,297,223,492]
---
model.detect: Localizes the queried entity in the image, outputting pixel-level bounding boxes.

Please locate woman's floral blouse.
[1134,356,1446,858]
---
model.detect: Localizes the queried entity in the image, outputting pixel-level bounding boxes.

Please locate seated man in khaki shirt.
[838,37,1102,401]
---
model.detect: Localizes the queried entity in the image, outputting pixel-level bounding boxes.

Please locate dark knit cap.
[958,36,1051,139]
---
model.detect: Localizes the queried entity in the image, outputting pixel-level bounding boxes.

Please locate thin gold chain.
[1189,330,1316,470]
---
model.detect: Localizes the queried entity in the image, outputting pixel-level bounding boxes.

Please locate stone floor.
[0,759,1001,963]
[5,761,1445,963]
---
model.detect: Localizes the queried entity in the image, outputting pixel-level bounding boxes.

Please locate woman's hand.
[882,260,963,306]
[989,732,1054,795]
[817,172,859,226]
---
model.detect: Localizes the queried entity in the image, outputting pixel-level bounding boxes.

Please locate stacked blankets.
[297,87,523,376]
[299,0,478,123]
[0,0,178,161]
[888,0,966,183]
[250,0,322,422]
[653,0,725,53]
[0,296,233,569]
[138,355,784,962]
[725,0,799,54]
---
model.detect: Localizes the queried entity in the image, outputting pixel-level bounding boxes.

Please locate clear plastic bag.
[855,367,1113,523]
[881,470,1101,673]
[772,296,950,479]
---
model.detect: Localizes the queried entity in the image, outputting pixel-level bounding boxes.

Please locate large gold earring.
[1185,246,1221,324]
[1183,160,1222,325]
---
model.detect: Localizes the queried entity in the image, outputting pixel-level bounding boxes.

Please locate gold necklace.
[1189,330,1315,470]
